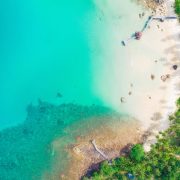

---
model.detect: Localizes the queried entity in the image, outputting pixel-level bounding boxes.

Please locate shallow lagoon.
[0,0,144,179]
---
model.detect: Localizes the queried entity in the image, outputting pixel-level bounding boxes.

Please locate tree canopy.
[175,0,180,17]
[130,144,144,162]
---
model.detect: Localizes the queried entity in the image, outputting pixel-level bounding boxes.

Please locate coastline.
[40,1,180,179]
[142,0,180,151]
[47,116,142,180]
[0,1,179,180]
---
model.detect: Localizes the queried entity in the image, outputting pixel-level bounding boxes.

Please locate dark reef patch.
[0,101,113,180]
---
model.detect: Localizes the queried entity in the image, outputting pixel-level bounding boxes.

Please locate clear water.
[0,0,100,130]
[0,0,144,179]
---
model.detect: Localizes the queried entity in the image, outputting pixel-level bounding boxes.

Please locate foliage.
[175,0,180,17]
[130,144,144,162]
[83,97,180,180]
[177,97,180,107]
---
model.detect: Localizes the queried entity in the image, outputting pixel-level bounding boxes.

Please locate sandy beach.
[94,0,180,149]
[0,1,179,180]
[137,0,180,150]
[41,1,180,179]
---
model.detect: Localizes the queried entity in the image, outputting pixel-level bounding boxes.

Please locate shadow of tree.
[174,82,180,91]
[159,85,167,90]
[151,112,162,121]
[159,99,167,104]
[161,32,180,42]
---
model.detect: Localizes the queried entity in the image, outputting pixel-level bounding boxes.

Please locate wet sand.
[48,117,142,180]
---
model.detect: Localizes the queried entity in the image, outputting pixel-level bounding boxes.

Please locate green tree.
[130,144,145,162]
[175,0,180,17]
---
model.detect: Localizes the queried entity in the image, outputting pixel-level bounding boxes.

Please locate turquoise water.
[0,0,144,179]
[0,0,144,130]
[0,0,100,130]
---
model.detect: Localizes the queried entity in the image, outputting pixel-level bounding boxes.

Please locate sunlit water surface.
[0,0,144,179]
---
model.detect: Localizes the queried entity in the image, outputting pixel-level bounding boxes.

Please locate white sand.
[91,0,179,151]
[141,0,180,151]
[42,1,179,179]
[95,0,179,129]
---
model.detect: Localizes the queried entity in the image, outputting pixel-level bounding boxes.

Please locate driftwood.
[91,139,108,160]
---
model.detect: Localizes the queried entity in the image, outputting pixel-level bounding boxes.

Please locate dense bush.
[130,144,144,162]
[175,0,180,17]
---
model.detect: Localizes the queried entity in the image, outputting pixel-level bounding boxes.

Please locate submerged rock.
[0,101,112,179]
[172,65,178,70]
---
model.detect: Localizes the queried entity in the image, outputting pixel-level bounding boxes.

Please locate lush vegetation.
[130,144,144,162]
[175,0,180,17]
[83,98,180,180]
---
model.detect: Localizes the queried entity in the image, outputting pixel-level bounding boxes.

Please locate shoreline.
[0,1,179,180]
[42,1,180,179]
[55,117,143,180]
[143,0,180,151]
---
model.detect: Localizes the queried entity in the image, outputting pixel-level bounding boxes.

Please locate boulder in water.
[172,65,178,70]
